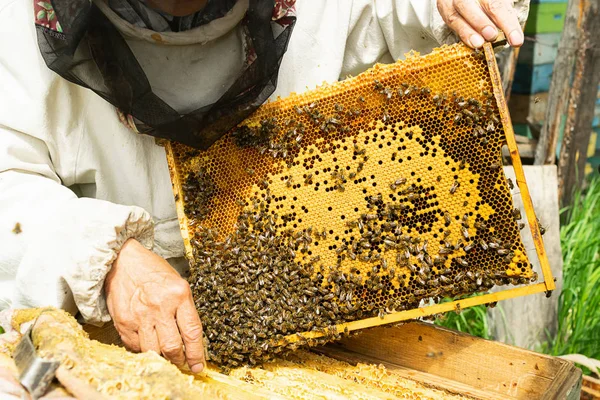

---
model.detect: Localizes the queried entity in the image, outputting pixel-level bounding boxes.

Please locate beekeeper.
[0,0,527,373]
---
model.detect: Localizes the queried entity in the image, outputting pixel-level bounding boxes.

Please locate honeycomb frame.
[165,42,554,360]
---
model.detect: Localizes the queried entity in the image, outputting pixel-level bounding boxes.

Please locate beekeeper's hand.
[437,0,524,48]
[104,238,205,373]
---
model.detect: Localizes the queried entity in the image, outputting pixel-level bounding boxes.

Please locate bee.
[507,177,514,190]
[464,242,474,252]
[358,95,365,102]
[395,177,407,186]
[497,248,510,255]
[304,173,313,184]
[459,159,466,170]
[512,208,522,220]
[461,226,469,240]
[536,217,547,235]
[421,87,431,95]
[474,221,487,230]
[443,229,451,238]
[441,212,451,225]
[349,172,356,179]
[479,239,489,251]
[454,271,465,282]
[450,180,460,194]
[462,213,469,227]
[480,137,489,145]
[334,103,344,112]
[453,113,463,124]
[474,125,485,137]
[433,256,446,265]
[488,241,500,250]
[294,105,304,115]
[382,87,393,100]
[439,247,454,255]
[490,163,501,171]
[455,303,462,315]
[374,79,384,91]
[436,175,442,182]
[407,193,419,201]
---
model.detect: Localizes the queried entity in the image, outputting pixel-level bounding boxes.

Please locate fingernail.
[191,363,204,373]
[509,30,524,46]
[470,34,484,48]
[481,26,498,41]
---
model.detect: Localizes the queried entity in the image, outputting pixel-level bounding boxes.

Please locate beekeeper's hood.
[33,0,296,149]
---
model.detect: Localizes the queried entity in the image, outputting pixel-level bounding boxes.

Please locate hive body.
[167,43,539,370]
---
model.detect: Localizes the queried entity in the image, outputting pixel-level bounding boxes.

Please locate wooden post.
[534,0,600,205]
[534,0,581,166]
[499,47,520,103]
[557,0,600,204]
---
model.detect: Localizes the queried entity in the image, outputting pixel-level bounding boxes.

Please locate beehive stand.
[165,42,554,369]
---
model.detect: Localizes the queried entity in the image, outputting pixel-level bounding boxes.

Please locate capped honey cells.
[166,43,536,371]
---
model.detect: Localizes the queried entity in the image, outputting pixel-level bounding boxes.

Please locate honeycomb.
[166,43,538,370]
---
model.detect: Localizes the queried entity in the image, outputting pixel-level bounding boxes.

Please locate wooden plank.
[557,0,600,205]
[164,142,194,260]
[535,0,582,165]
[318,322,581,399]
[313,345,513,400]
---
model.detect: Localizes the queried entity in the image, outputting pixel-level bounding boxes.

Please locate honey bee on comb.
[167,43,536,371]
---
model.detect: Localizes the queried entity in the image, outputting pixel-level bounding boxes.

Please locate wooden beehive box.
[84,319,582,399]
[317,321,582,400]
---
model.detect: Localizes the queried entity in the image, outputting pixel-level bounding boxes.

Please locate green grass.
[435,301,492,339]
[540,177,600,366]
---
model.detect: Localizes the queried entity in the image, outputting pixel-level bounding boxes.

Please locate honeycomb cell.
[167,43,535,370]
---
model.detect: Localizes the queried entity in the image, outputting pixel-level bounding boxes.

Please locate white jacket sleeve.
[0,0,155,324]
[0,127,154,324]
[344,0,530,72]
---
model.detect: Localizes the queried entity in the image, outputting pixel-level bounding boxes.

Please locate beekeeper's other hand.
[104,238,205,373]
[437,0,524,48]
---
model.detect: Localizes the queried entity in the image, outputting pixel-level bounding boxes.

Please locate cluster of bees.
[176,45,539,371]
[181,168,215,221]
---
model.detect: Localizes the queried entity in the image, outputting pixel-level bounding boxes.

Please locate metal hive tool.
[165,42,555,370]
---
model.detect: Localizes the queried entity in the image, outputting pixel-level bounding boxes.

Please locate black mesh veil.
[35,0,296,149]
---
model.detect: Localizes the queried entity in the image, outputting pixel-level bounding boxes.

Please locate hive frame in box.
[165,42,555,344]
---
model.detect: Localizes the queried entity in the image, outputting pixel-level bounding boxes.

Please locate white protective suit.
[0,0,528,324]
